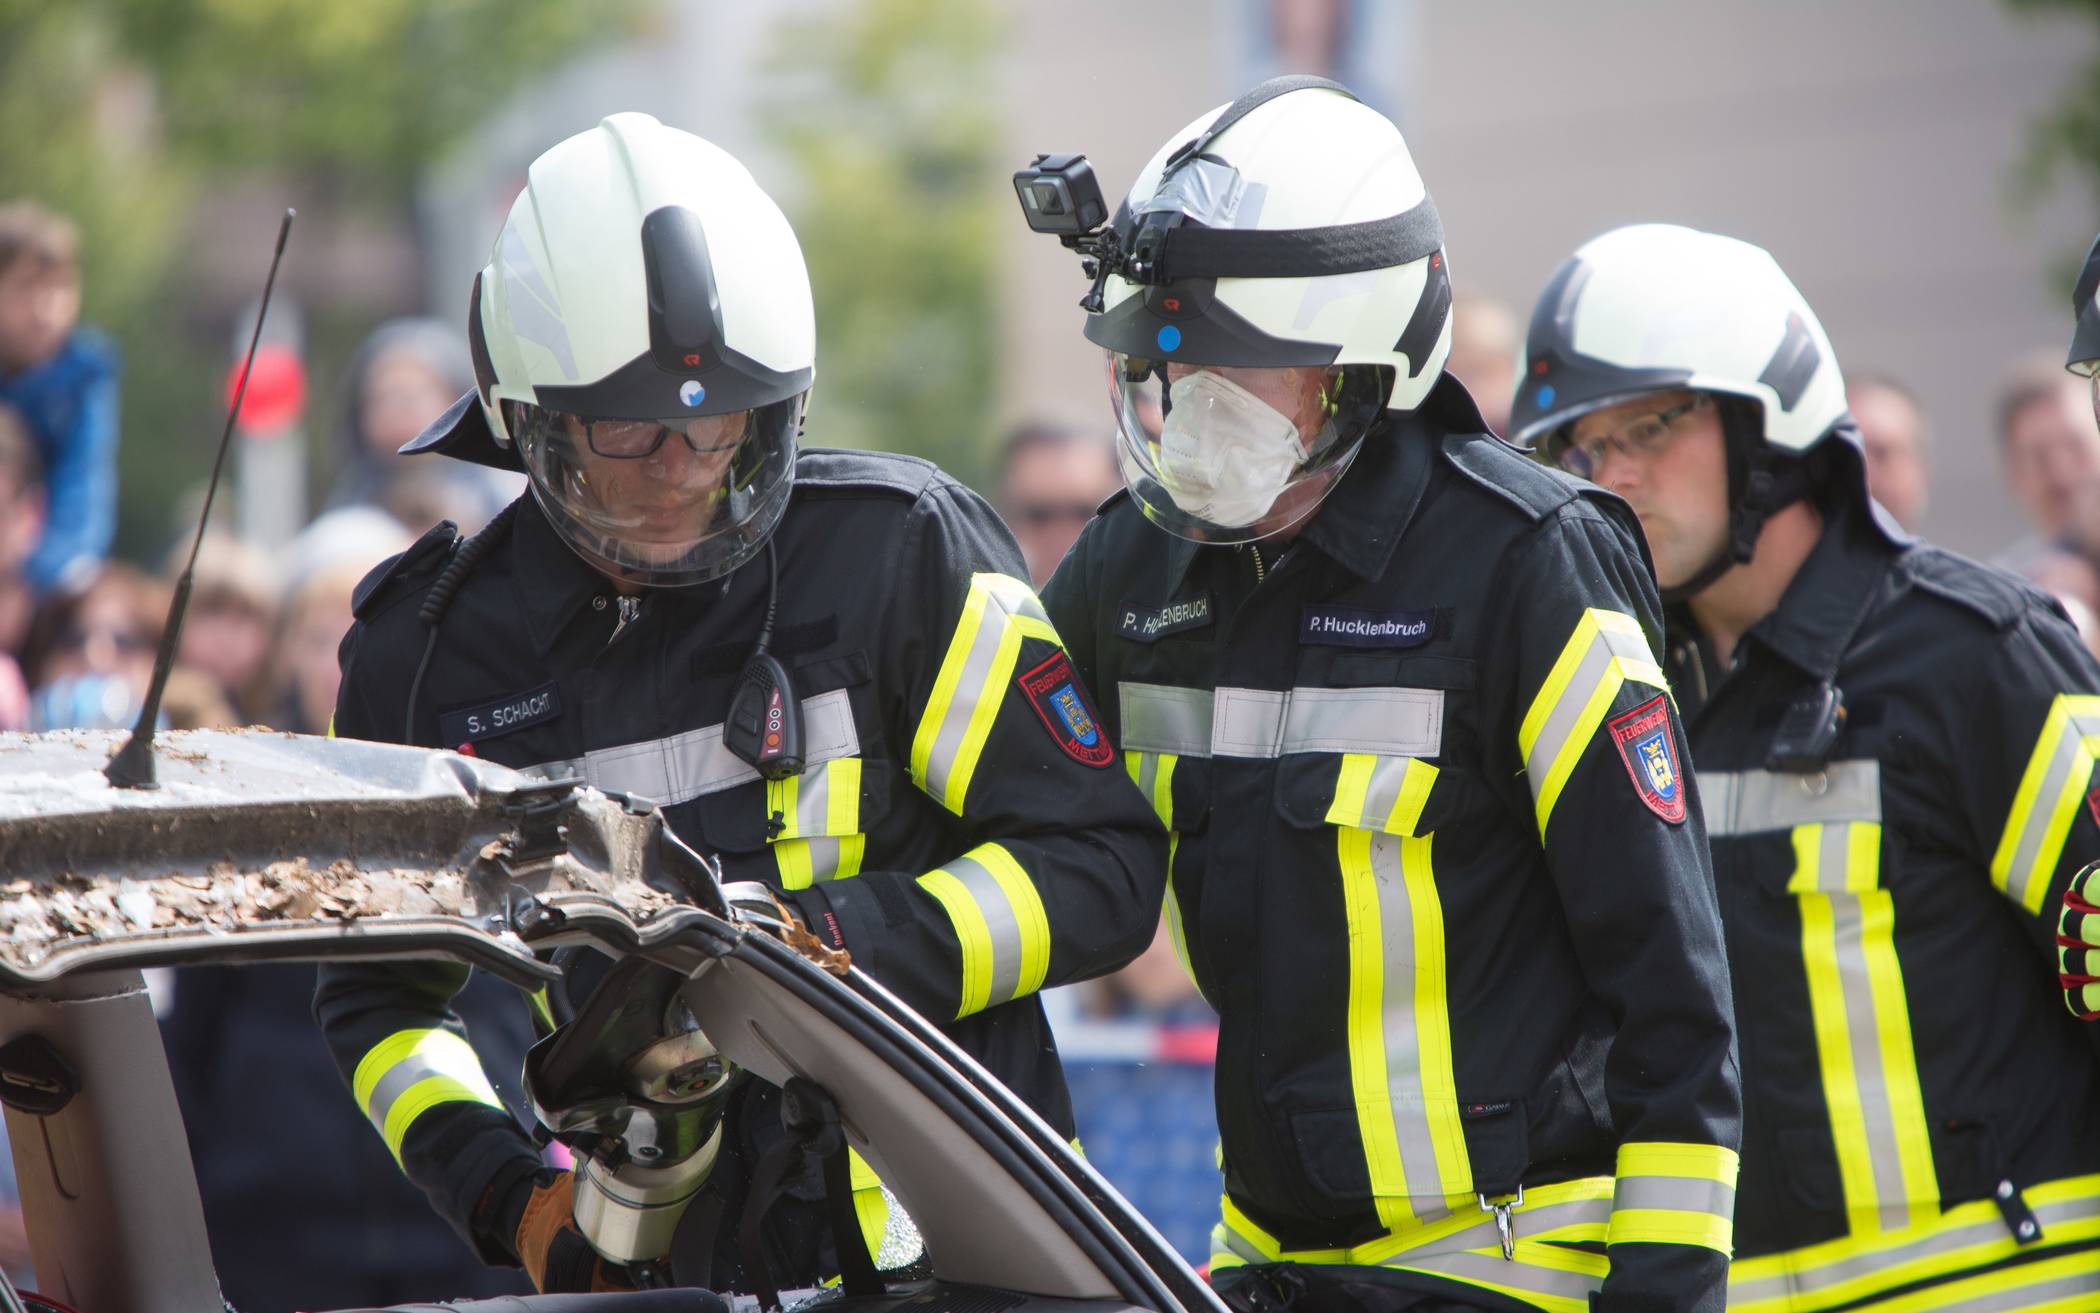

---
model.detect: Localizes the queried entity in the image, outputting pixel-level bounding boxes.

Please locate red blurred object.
[1154,1023,1218,1064]
[224,343,308,435]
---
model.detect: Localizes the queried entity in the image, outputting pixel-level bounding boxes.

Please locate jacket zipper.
[607,595,641,647]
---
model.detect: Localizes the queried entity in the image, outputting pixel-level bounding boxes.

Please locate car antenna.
[103,207,295,790]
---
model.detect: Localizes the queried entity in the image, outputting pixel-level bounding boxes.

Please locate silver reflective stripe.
[1728,1190,2100,1304]
[1360,755,1417,829]
[1217,686,1445,758]
[519,688,857,806]
[1522,619,1654,790]
[1827,883,1910,1231]
[1362,829,1451,1216]
[946,851,1026,1007]
[922,584,1049,804]
[2003,703,2100,909]
[1399,1250,1603,1305]
[363,1043,485,1134]
[1611,1174,1735,1219]
[1121,684,1214,757]
[1702,760,1880,837]
[1796,822,1856,895]
[1120,683,1446,759]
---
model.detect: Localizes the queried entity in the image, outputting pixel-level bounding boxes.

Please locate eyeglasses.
[1557,395,1712,480]
[1010,501,1098,529]
[579,416,745,461]
[56,624,150,655]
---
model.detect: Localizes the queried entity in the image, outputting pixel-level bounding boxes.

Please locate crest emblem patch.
[1607,694,1685,824]
[1017,651,1114,768]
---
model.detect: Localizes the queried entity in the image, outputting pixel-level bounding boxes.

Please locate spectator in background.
[995,421,1121,588]
[1848,371,1931,529]
[0,201,118,594]
[325,317,520,535]
[0,406,43,729]
[1996,354,2100,568]
[20,563,164,729]
[1446,292,1519,435]
[168,528,279,721]
[264,520,409,735]
[165,518,532,1312]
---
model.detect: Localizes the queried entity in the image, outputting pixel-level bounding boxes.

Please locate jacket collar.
[511,494,617,654]
[1160,373,1481,591]
[1706,500,1892,683]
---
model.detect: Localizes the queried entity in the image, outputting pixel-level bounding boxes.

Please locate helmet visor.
[1107,351,1378,545]
[507,395,801,589]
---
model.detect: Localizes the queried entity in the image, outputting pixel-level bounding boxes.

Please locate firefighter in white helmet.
[1511,223,2100,1310]
[1025,78,1742,1313]
[315,112,1164,1293]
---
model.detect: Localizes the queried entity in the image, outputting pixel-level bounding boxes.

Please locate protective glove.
[721,880,851,975]
[2060,861,2100,1020]
[507,1168,637,1294]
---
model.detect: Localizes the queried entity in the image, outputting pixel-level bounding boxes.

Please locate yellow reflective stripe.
[1728,1173,2100,1313]
[1607,1142,1737,1253]
[1617,1141,1739,1183]
[1517,608,1668,836]
[1211,1180,1613,1313]
[351,1028,502,1164]
[1326,753,1439,835]
[910,573,1060,815]
[526,987,556,1033]
[845,1147,888,1263]
[769,758,866,888]
[1993,694,2100,915]
[1609,1208,1732,1251]
[916,842,1050,1018]
[1791,822,1938,1235]
[1338,818,1469,1230]
[325,714,335,738]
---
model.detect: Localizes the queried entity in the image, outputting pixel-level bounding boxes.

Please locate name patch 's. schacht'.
[1117,592,1214,643]
[1300,604,1437,649]
[438,681,562,747]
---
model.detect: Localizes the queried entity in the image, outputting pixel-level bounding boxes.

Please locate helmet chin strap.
[1659,399,1813,605]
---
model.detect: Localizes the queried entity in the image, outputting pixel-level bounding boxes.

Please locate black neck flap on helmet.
[2071,231,2100,378]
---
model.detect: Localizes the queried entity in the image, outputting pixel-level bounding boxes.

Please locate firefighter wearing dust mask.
[1027,77,1742,1313]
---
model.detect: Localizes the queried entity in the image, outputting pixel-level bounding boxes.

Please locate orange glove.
[512,1169,637,1294]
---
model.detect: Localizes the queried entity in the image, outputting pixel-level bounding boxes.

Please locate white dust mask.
[1156,371,1310,528]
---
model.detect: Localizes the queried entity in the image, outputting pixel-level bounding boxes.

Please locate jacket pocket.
[1274,750,1465,837]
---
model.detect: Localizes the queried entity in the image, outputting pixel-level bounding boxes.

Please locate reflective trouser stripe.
[1728,1173,2100,1313]
[1212,1178,1614,1313]
[768,757,865,889]
[1609,1142,1739,1253]
[1127,750,1200,996]
[1518,608,1667,836]
[1335,759,1469,1228]
[1789,822,1939,1234]
[910,573,1059,814]
[351,1028,502,1163]
[1992,695,2100,914]
[916,842,1050,1018]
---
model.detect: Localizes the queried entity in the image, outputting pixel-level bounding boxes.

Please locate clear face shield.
[1107,352,1386,544]
[505,394,802,589]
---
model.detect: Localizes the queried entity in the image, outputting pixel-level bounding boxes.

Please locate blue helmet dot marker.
[679,379,706,407]
[1156,325,1182,353]
[1536,383,1556,408]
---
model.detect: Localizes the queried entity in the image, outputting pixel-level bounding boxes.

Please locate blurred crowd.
[3,178,2098,1300]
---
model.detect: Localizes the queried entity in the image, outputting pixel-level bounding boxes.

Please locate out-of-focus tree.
[2006,0,2100,274]
[761,0,1003,487]
[0,0,639,557]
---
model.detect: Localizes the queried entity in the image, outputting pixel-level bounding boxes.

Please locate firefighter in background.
[1510,223,2100,1311]
[314,113,1164,1293]
[1033,77,1742,1313]
[2058,231,2100,1022]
